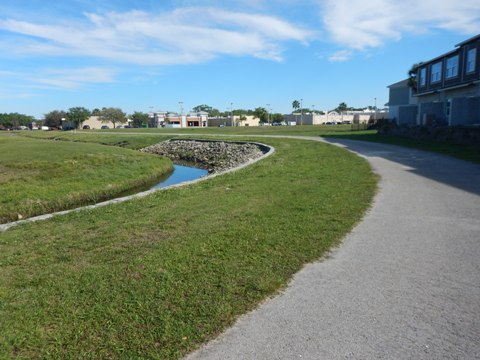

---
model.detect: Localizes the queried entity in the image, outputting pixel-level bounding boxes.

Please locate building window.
[431,61,442,83]
[446,55,459,78]
[466,48,476,73]
[419,67,426,86]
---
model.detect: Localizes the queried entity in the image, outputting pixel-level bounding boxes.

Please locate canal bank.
[0,140,274,232]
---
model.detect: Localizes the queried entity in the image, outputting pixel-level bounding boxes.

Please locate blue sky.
[1,0,479,118]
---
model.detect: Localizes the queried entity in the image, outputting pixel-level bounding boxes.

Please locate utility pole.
[300,98,303,125]
[179,101,183,115]
[266,103,270,125]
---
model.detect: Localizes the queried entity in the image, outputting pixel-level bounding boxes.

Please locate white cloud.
[34,67,118,89]
[321,0,480,55]
[0,7,314,65]
[328,49,352,62]
[0,67,117,89]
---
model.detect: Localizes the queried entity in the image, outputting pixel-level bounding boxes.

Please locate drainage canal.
[151,164,208,189]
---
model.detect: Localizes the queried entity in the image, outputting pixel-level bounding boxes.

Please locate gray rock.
[141,139,266,173]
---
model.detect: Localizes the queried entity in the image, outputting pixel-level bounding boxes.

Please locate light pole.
[230,102,233,127]
[266,103,270,125]
[179,101,184,128]
[300,98,303,125]
[178,101,184,115]
[374,97,377,123]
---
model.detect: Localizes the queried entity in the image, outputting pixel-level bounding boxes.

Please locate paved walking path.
[186,138,480,359]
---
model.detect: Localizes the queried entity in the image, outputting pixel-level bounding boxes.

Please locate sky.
[1,0,479,119]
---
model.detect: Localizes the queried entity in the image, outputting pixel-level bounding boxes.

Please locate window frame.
[419,67,426,87]
[445,55,459,79]
[466,48,476,73]
[430,61,443,83]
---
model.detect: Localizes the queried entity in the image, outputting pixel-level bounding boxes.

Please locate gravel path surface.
[186,138,480,360]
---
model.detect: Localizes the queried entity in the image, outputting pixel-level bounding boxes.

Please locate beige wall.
[234,115,259,127]
[82,116,116,129]
[82,116,132,129]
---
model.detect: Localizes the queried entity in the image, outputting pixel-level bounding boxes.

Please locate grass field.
[12,130,175,150]
[18,124,479,164]
[0,134,173,223]
[0,134,377,359]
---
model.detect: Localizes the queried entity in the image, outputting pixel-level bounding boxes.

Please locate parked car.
[82,125,90,129]
[41,126,50,131]
[101,125,109,129]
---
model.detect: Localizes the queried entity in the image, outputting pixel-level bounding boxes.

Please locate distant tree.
[0,113,34,128]
[44,110,67,128]
[209,108,221,117]
[253,107,268,123]
[292,100,300,113]
[99,107,126,128]
[91,108,101,116]
[130,111,150,128]
[192,104,222,117]
[336,102,348,113]
[272,113,285,124]
[66,107,90,129]
[407,62,423,91]
[192,104,212,113]
[232,109,244,116]
[236,114,247,126]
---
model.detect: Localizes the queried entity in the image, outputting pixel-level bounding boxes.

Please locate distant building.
[156,112,208,128]
[391,34,480,126]
[387,79,417,125]
[80,116,133,129]
[207,115,260,127]
[284,111,377,125]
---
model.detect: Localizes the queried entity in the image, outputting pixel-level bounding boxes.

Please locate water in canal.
[150,164,208,189]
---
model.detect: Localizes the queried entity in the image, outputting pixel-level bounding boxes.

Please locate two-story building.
[151,111,208,128]
[390,34,479,126]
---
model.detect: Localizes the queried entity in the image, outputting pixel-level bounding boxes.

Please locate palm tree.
[292,100,300,112]
[407,62,423,92]
[336,102,348,113]
[292,100,300,124]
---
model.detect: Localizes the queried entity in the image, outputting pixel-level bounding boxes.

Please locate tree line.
[0,113,35,129]
[1,101,379,130]
[1,104,288,129]
[43,107,150,129]
[0,107,152,130]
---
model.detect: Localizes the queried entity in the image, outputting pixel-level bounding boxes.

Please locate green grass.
[18,123,479,164]
[326,132,480,164]
[13,130,173,149]
[0,135,173,223]
[0,136,377,359]
[15,125,372,142]
[75,124,361,136]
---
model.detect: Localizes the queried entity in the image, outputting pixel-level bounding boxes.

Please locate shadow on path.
[324,137,480,197]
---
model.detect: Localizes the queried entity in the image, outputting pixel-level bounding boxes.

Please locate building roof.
[413,34,480,70]
[387,79,409,88]
[455,34,480,47]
